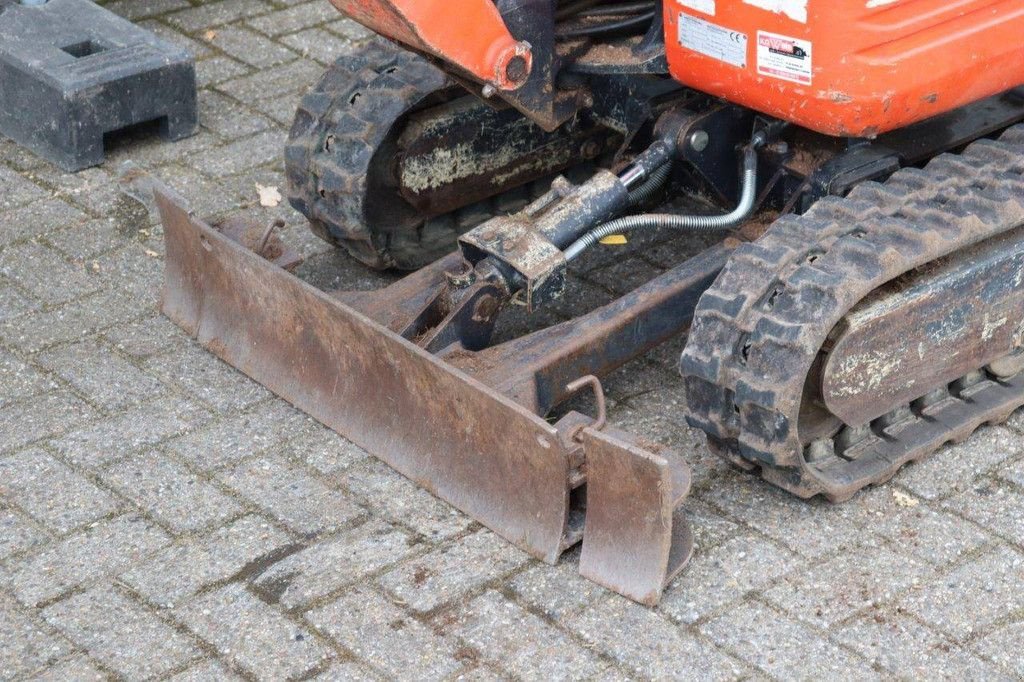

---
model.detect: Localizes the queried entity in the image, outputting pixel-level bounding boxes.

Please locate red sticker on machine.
[756,31,812,85]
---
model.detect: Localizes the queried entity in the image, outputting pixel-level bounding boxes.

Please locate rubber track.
[682,124,1024,499]
[285,41,452,270]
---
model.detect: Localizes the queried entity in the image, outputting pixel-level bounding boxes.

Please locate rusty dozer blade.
[155,187,704,605]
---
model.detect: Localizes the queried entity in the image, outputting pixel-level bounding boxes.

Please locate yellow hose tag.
[599,234,628,245]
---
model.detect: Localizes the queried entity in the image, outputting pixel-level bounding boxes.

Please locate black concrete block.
[0,0,198,171]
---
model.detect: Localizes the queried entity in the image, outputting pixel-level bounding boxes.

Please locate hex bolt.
[689,130,710,152]
[482,84,496,98]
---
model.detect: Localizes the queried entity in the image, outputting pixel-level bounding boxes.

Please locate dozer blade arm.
[155,186,696,605]
[328,0,531,91]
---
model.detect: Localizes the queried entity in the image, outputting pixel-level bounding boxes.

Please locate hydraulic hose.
[626,160,672,207]
[564,143,761,261]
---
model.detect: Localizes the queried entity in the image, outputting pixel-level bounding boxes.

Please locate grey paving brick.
[247,2,338,36]
[0,199,88,249]
[104,0,191,21]
[764,541,929,629]
[204,26,298,67]
[278,30,359,65]
[144,344,270,414]
[894,427,1023,500]
[972,620,1024,678]
[0,241,101,306]
[219,454,362,535]
[898,544,1024,642]
[379,529,530,613]
[93,244,165,303]
[49,218,129,262]
[105,128,222,170]
[254,518,415,609]
[178,584,332,680]
[32,166,119,218]
[167,401,312,470]
[277,426,369,476]
[860,486,991,565]
[0,390,98,454]
[122,514,291,605]
[338,459,470,540]
[217,58,323,104]
[0,137,40,169]
[103,314,189,360]
[701,601,878,680]
[508,548,607,622]
[0,164,47,209]
[166,0,273,32]
[566,597,744,680]
[43,585,201,679]
[138,20,212,59]
[166,659,246,681]
[0,348,56,404]
[33,654,108,681]
[446,590,607,680]
[198,90,275,140]
[941,478,1024,541]
[6,514,169,607]
[196,55,253,88]
[37,340,166,412]
[836,611,1007,679]
[0,280,39,321]
[0,289,143,352]
[254,94,310,127]
[660,533,801,625]
[996,457,1024,488]
[148,163,243,219]
[705,473,879,559]
[0,448,119,533]
[190,130,286,177]
[101,451,243,533]
[52,395,212,468]
[310,661,381,681]
[327,17,373,42]
[683,499,741,553]
[0,507,46,560]
[307,586,466,679]
[0,593,73,679]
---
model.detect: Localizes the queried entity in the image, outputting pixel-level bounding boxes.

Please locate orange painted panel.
[329,0,530,89]
[665,0,1024,136]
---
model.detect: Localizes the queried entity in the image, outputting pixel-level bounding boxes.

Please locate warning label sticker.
[756,31,812,85]
[678,14,747,68]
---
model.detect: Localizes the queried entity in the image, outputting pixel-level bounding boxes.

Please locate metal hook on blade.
[565,374,607,441]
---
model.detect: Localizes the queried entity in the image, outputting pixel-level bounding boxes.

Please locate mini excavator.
[156,0,1024,604]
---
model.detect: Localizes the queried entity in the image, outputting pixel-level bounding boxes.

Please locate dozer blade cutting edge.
[155,186,696,606]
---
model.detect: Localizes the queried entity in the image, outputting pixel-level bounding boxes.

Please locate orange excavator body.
[331,0,1024,138]
[664,0,1024,137]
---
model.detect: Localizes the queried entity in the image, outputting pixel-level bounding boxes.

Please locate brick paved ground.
[2,1,1024,680]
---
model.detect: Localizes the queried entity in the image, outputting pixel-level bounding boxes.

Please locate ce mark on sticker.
[678,14,749,69]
